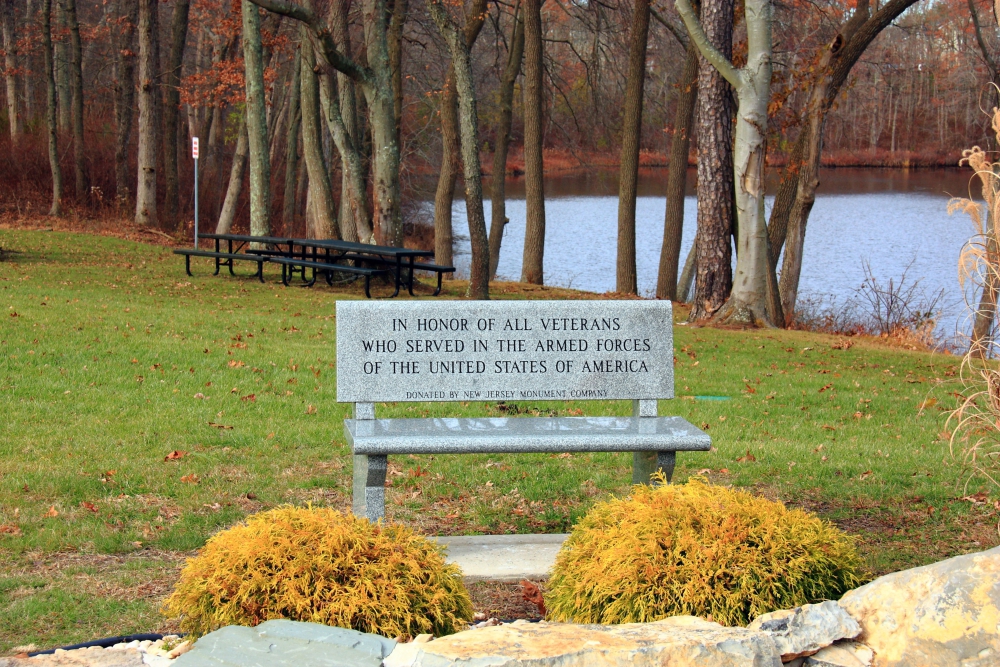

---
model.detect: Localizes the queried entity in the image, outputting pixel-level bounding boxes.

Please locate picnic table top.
[197,233,434,258]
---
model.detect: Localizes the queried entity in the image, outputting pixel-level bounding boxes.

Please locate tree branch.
[650,6,688,49]
[675,0,741,88]
[247,0,368,81]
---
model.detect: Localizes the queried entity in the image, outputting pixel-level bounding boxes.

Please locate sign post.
[192,137,200,249]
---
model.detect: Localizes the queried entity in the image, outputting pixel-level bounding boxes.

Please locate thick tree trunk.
[22,0,33,123]
[243,0,271,237]
[520,0,545,284]
[64,0,86,200]
[300,40,339,239]
[433,73,458,267]
[163,0,191,228]
[317,64,369,242]
[216,120,248,234]
[283,49,302,229]
[329,0,360,239]
[615,0,651,295]
[683,0,732,321]
[42,0,62,216]
[657,38,698,300]
[489,6,524,279]
[677,237,697,301]
[428,0,489,298]
[112,0,138,210]
[433,0,488,270]
[387,0,406,143]
[765,129,805,267]
[2,3,21,142]
[135,0,159,226]
[678,0,779,326]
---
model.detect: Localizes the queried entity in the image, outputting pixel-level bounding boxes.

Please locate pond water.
[422,168,982,345]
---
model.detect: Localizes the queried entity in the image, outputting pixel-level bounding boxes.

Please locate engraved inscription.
[336,301,673,402]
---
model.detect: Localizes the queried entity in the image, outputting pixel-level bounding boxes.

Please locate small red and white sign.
[192,137,199,159]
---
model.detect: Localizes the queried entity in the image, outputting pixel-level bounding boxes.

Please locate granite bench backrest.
[335,300,675,407]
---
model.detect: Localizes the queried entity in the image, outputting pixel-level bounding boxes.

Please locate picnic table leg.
[364,274,373,299]
[227,240,236,276]
[407,256,417,296]
[213,239,221,275]
[388,256,402,298]
[184,254,193,277]
[432,270,444,296]
[256,259,265,283]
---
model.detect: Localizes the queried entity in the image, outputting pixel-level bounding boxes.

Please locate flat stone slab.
[346,416,711,455]
[432,534,569,582]
[172,620,395,667]
[335,300,676,403]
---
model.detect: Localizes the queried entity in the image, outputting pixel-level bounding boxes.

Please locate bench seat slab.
[348,416,709,522]
[345,416,711,455]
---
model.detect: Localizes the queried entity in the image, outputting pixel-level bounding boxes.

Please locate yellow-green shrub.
[162,506,473,638]
[546,477,861,626]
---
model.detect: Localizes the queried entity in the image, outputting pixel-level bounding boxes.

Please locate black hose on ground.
[29,633,178,656]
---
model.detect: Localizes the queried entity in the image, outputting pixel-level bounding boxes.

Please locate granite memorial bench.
[336,300,711,522]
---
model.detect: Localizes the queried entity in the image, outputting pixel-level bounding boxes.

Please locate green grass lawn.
[1,228,998,653]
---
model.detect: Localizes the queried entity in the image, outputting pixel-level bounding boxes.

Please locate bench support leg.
[353,454,387,522]
[632,399,662,484]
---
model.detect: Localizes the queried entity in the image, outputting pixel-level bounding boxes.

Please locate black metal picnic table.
[185,233,435,298]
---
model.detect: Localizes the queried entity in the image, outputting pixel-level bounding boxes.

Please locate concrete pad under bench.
[432,534,569,582]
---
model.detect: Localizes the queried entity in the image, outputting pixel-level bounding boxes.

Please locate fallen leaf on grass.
[814,444,825,452]
[859,470,873,480]
[80,501,98,513]
[164,450,187,461]
[43,506,58,518]
[521,580,546,616]
[0,524,21,535]
[831,339,854,350]
[718,468,730,474]
[736,449,756,463]
[194,392,207,400]
[819,383,833,393]
[822,425,836,431]
[960,492,990,504]
[181,474,199,484]
[207,422,233,430]
[853,412,864,419]
[556,452,572,459]
[696,468,712,475]
[228,360,246,368]
[305,404,316,414]
[744,384,757,394]
[241,394,256,403]
[917,398,938,411]
[203,503,222,511]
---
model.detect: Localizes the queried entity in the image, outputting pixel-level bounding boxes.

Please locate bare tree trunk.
[433,75,458,266]
[283,48,302,229]
[778,0,915,318]
[216,120,248,234]
[243,0,271,237]
[520,0,545,284]
[970,0,1000,110]
[765,129,805,267]
[678,0,779,326]
[22,0,33,123]
[433,0,488,270]
[135,0,159,226]
[657,38,698,300]
[163,0,191,228]
[683,0,732,321]
[387,0,406,144]
[64,0,86,200]
[55,0,70,132]
[428,0,489,298]
[2,2,21,142]
[300,39,338,239]
[615,0,650,295]
[972,223,1000,358]
[42,0,62,216]
[677,237,697,301]
[112,0,138,210]
[329,0,360,239]
[489,5,524,279]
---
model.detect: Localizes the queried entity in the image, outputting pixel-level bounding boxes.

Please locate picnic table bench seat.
[268,255,389,297]
[173,248,267,282]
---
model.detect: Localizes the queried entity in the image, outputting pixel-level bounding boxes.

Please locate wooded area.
[0,0,995,320]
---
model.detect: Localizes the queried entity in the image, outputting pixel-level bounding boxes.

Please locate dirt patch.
[467,580,546,621]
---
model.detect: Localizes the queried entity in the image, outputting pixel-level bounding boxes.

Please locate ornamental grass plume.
[545,477,861,626]
[162,506,473,638]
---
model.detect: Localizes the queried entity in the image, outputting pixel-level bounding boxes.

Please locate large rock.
[838,545,1000,667]
[171,620,396,667]
[383,617,782,667]
[748,601,861,660]
[803,641,874,667]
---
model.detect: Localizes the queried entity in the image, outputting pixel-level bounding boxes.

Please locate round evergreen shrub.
[162,506,473,638]
[545,477,861,626]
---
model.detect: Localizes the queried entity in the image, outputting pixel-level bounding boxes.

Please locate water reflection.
[424,168,979,344]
